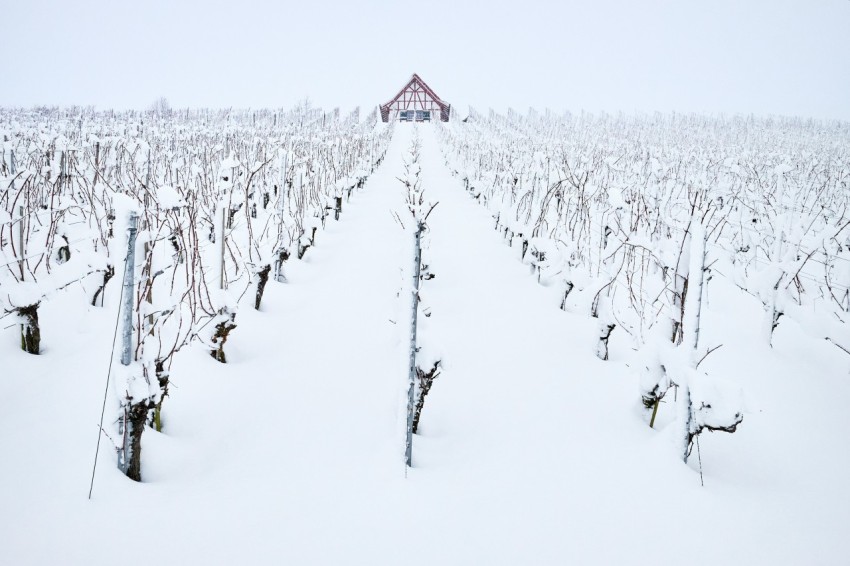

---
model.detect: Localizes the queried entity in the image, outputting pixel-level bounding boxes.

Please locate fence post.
[118,211,138,474]
[405,222,423,468]
[9,151,19,262]
[220,207,227,290]
[682,222,706,462]
[275,152,289,284]
[121,213,138,366]
[18,205,24,277]
[60,150,66,194]
[279,152,288,214]
[93,142,100,190]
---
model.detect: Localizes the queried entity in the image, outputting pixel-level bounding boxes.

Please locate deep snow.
[1,124,848,565]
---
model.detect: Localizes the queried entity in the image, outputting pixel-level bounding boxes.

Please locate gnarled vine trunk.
[151,360,169,432]
[17,304,41,355]
[274,248,290,283]
[122,396,152,482]
[210,309,237,363]
[412,361,441,434]
[254,264,271,310]
[91,265,115,307]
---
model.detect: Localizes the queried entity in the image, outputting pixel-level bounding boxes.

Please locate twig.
[696,434,705,487]
[422,201,440,223]
[826,337,850,357]
[696,344,724,368]
[391,210,406,230]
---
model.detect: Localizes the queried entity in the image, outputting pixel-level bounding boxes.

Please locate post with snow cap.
[117,211,138,475]
[279,151,288,216]
[274,150,289,283]
[405,221,424,468]
[10,151,22,277]
[220,206,227,290]
[120,212,138,367]
[681,219,706,462]
[18,205,24,278]
[765,164,792,346]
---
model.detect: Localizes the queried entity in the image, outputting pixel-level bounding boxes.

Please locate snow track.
[1,124,848,565]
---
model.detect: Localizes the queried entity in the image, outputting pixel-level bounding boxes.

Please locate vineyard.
[1,105,392,479]
[1,107,849,564]
[438,110,850,458]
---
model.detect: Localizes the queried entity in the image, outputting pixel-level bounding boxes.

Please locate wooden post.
[18,205,24,280]
[60,150,66,194]
[93,142,100,191]
[220,207,227,290]
[405,222,424,468]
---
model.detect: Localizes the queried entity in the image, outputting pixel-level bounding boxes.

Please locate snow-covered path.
[2,123,848,565]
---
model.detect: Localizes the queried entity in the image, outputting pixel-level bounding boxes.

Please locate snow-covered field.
[2,116,849,565]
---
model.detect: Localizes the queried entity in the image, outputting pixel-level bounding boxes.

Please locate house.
[380,74,451,123]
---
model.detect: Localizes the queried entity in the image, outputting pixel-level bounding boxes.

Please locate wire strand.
[87,249,127,500]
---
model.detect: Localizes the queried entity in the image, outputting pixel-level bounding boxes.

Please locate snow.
[1,123,849,565]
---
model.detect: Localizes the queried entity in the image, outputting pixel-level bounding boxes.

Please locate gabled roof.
[380,74,451,122]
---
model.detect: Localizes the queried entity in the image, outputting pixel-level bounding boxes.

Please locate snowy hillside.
[1,111,849,565]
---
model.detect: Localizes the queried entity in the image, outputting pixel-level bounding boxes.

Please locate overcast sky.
[2,0,849,119]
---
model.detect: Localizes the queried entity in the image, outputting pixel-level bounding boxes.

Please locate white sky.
[2,0,849,119]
